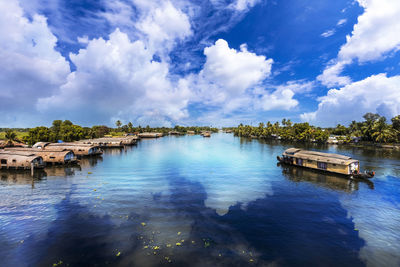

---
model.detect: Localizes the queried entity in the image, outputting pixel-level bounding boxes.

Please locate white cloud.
[321,29,335,38]
[200,40,272,97]
[37,29,191,125]
[135,1,192,53]
[317,59,352,87]
[337,18,347,26]
[275,80,315,94]
[0,0,70,126]
[230,0,261,11]
[302,73,400,125]
[339,0,400,63]
[257,89,298,111]
[318,0,400,88]
[0,0,298,127]
[99,0,135,28]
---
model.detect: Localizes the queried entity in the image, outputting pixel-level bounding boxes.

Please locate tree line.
[233,113,400,144]
[2,120,218,146]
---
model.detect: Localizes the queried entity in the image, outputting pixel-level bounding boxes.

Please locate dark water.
[1,134,400,267]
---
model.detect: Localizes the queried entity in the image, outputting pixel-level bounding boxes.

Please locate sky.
[1,0,400,128]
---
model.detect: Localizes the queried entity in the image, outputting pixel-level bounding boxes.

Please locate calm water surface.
[1,134,400,266]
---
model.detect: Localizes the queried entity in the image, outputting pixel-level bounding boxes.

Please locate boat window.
[1,159,6,164]
[317,162,327,170]
[50,156,55,159]
[307,160,313,163]
[12,159,16,163]
[296,158,303,166]
[332,164,336,166]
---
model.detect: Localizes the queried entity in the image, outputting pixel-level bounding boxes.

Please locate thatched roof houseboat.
[0,151,44,170]
[79,139,123,148]
[187,131,195,135]
[201,131,211,137]
[168,131,184,135]
[277,148,374,178]
[80,136,138,147]
[0,140,27,149]
[33,142,102,157]
[138,132,163,138]
[4,148,77,165]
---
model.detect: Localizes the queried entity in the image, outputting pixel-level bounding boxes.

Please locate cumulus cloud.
[302,74,400,125]
[0,0,70,126]
[135,1,192,53]
[317,59,352,88]
[38,29,191,125]
[187,39,276,112]
[318,0,400,88]
[201,40,272,97]
[1,0,300,127]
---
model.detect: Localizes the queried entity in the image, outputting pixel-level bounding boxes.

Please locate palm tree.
[115,120,122,130]
[127,122,133,132]
[5,130,17,141]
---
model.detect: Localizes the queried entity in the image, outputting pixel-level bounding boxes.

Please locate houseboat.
[201,131,211,137]
[277,148,375,179]
[4,147,77,165]
[0,151,45,170]
[78,138,124,148]
[33,142,103,157]
[138,132,163,138]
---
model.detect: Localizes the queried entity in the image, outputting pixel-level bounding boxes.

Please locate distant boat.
[277,148,375,179]
[201,131,211,137]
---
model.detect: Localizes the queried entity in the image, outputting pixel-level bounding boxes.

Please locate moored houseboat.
[201,131,211,137]
[277,148,375,179]
[138,132,163,138]
[78,138,124,148]
[0,151,45,170]
[33,142,103,157]
[4,147,77,165]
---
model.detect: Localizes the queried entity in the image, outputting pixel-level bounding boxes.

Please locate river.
[1,133,399,266]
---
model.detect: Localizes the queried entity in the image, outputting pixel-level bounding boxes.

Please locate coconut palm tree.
[5,130,17,141]
[115,120,122,130]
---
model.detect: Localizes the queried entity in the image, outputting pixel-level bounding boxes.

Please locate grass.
[0,131,29,140]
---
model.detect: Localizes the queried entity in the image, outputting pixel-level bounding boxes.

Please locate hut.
[33,142,103,157]
[0,151,44,170]
[277,148,374,178]
[4,148,77,165]
[138,132,163,138]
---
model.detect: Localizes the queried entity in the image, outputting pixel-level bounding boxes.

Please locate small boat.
[277,148,375,179]
[201,131,211,137]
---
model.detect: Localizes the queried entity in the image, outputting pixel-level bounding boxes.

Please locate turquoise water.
[1,133,400,266]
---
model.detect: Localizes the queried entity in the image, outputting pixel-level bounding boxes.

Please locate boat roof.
[283,148,358,165]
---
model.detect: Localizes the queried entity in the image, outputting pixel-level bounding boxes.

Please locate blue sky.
[1,0,400,127]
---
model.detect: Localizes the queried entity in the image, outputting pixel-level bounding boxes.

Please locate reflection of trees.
[0,169,47,185]
[280,164,374,192]
[45,165,81,177]
[79,156,103,168]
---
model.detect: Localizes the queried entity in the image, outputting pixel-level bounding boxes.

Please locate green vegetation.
[22,120,113,145]
[0,130,29,141]
[233,113,400,144]
[1,120,218,145]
